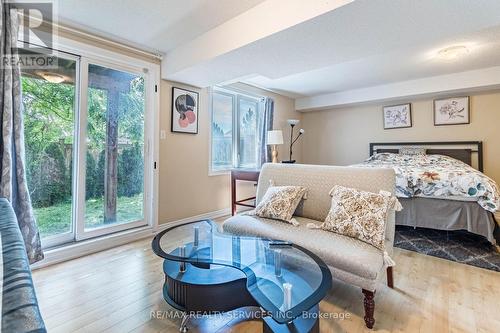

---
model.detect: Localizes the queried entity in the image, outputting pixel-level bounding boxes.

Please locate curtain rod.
[18,12,163,61]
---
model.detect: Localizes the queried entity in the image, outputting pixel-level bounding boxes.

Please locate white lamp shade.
[267,130,284,145]
[287,119,300,126]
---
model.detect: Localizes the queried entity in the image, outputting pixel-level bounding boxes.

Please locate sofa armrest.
[0,199,46,333]
[384,210,396,253]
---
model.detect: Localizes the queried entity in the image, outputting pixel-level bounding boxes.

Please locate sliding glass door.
[21,50,79,247]
[79,62,147,239]
[21,49,153,247]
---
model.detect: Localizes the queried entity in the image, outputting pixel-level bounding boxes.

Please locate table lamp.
[267,130,284,163]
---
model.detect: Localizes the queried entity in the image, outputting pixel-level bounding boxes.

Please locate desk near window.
[230,169,260,215]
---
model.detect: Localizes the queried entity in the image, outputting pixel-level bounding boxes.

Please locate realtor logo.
[2,0,58,69]
[15,1,55,50]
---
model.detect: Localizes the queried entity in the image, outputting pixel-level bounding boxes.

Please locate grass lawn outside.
[34,193,144,239]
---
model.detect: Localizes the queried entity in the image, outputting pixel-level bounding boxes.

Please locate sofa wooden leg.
[387,266,394,288]
[362,289,375,329]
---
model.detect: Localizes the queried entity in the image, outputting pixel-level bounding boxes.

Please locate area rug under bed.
[394,226,500,272]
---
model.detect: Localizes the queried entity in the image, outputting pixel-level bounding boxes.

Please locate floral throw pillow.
[253,186,307,224]
[318,185,402,250]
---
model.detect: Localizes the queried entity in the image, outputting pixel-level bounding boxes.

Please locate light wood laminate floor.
[32,219,500,333]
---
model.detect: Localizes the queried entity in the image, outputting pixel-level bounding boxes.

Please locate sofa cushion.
[256,164,396,223]
[253,185,307,224]
[222,214,385,281]
[319,185,400,251]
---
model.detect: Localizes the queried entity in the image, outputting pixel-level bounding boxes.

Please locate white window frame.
[19,35,160,247]
[209,86,264,175]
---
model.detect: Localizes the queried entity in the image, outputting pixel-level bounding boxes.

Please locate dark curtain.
[0,0,43,263]
[258,97,274,166]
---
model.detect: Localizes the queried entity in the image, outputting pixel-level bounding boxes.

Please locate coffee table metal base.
[162,260,319,333]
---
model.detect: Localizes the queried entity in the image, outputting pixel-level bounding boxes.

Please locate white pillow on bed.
[399,147,426,155]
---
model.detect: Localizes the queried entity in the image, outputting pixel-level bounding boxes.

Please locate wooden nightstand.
[230,169,260,215]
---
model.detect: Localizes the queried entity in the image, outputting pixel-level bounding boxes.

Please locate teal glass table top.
[152,220,332,323]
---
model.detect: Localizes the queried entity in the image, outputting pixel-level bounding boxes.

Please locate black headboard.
[369,141,483,172]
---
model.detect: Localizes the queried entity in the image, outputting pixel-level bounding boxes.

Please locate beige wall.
[301,91,500,184]
[158,81,302,224]
[49,26,304,224]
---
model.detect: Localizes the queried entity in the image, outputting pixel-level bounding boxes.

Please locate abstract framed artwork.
[171,87,199,134]
[383,103,412,129]
[434,96,470,126]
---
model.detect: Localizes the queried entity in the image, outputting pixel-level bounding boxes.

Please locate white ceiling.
[45,0,500,102]
[48,0,265,53]
[245,26,500,98]
[242,2,500,98]
[163,0,500,97]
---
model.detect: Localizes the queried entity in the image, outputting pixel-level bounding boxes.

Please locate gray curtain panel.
[0,2,44,263]
[259,97,274,166]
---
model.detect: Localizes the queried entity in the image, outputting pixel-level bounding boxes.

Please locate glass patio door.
[21,46,152,247]
[76,61,148,240]
[21,50,79,248]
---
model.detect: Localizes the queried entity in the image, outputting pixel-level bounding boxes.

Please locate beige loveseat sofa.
[223,163,397,329]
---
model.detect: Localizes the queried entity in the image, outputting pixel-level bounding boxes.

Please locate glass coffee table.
[151,220,332,333]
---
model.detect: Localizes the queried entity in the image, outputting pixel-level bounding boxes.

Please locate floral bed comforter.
[354,153,500,212]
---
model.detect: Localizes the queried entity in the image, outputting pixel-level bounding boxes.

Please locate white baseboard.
[157,208,231,231]
[31,208,231,270]
[31,226,156,270]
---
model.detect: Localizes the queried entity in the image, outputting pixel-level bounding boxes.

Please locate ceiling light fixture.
[437,45,469,60]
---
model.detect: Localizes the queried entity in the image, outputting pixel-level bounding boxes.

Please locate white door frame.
[75,58,154,240]
[23,35,160,247]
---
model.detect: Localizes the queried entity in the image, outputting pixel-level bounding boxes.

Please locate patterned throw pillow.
[399,147,426,155]
[254,186,307,224]
[317,185,402,250]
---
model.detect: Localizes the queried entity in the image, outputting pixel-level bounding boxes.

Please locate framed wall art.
[383,103,412,129]
[434,96,470,126]
[171,87,199,134]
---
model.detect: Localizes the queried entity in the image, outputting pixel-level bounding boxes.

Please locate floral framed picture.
[383,103,412,129]
[434,96,470,126]
[171,87,199,134]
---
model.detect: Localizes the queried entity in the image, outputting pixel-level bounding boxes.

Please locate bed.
[355,141,499,244]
